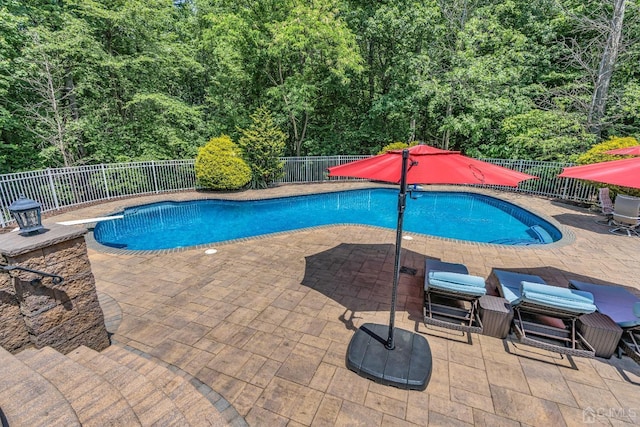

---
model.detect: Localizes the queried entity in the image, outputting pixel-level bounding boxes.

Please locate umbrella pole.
[386,149,409,350]
[345,148,432,390]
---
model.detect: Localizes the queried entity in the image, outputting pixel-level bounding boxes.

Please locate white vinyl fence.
[0,156,595,227]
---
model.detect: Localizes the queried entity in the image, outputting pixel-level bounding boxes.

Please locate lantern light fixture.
[8,195,44,235]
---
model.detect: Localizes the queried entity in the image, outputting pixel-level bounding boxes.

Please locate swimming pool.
[93,189,561,250]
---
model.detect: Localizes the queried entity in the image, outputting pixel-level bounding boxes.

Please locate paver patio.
[50,182,640,426]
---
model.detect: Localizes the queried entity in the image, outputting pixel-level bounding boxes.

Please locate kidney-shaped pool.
[93,189,562,251]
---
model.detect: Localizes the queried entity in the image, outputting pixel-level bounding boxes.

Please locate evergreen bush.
[195,135,251,190]
[238,107,286,189]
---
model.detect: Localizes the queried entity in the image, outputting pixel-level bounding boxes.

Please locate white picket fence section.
[0,156,595,227]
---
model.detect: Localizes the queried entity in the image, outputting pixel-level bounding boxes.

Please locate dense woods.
[1,0,639,173]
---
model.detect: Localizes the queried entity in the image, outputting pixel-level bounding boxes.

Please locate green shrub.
[575,136,639,165]
[377,141,418,155]
[237,107,286,189]
[195,135,251,190]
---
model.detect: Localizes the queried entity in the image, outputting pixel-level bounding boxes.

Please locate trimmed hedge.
[195,135,251,190]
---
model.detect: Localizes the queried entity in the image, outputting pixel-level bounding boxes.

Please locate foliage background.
[1,0,639,173]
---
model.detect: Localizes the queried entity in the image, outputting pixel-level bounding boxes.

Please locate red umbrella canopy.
[328,144,537,187]
[605,146,640,156]
[558,157,640,189]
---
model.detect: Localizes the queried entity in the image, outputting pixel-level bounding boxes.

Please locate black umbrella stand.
[345,149,432,390]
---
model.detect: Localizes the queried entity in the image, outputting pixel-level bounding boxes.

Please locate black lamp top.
[9,195,42,212]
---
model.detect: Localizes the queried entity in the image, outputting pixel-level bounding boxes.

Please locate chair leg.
[628,330,640,354]
[424,293,432,320]
[595,214,613,225]
[610,225,640,237]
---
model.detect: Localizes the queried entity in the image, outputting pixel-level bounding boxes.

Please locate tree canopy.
[1,0,639,173]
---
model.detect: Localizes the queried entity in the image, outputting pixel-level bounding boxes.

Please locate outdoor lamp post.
[9,195,44,235]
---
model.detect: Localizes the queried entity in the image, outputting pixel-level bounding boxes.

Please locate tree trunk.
[43,56,71,167]
[409,116,416,143]
[64,72,85,160]
[368,39,375,106]
[442,102,452,150]
[588,0,626,137]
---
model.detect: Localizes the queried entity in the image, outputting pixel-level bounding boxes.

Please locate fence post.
[101,164,111,200]
[0,187,6,227]
[152,161,159,194]
[46,168,60,210]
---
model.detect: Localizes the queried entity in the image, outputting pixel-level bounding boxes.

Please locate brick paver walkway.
[50,183,640,426]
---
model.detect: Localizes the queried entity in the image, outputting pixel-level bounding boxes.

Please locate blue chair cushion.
[519,281,596,314]
[427,271,487,297]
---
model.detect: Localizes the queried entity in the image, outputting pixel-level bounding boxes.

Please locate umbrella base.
[346,323,432,390]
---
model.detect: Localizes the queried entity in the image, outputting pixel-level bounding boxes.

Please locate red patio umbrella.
[327,144,537,390]
[558,157,640,189]
[605,146,640,156]
[328,144,537,186]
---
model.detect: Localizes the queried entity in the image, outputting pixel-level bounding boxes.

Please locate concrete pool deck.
[49,182,640,426]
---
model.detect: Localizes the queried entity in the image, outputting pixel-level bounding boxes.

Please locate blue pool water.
[93,189,561,250]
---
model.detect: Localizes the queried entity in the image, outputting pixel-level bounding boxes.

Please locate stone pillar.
[0,224,110,354]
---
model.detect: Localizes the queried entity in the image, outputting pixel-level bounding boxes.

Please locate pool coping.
[81,185,575,255]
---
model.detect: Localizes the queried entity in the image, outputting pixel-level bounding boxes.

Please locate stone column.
[0,224,110,354]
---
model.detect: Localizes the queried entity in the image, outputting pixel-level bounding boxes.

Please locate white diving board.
[57,215,124,226]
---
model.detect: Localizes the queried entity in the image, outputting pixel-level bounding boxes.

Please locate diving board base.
[346,323,432,391]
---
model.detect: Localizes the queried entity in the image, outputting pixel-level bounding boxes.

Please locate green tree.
[425,1,551,154]
[238,107,286,189]
[342,0,440,153]
[13,18,103,167]
[498,109,596,161]
[122,93,206,160]
[3,0,640,170]
[0,5,38,172]
[67,0,207,163]
[264,0,363,156]
[199,11,256,137]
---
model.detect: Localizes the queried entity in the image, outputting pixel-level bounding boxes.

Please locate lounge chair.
[596,187,614,225]
[569,280,640,364]
[493,269,597,357]
[423,260,486,333]
[609,194,640,236]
